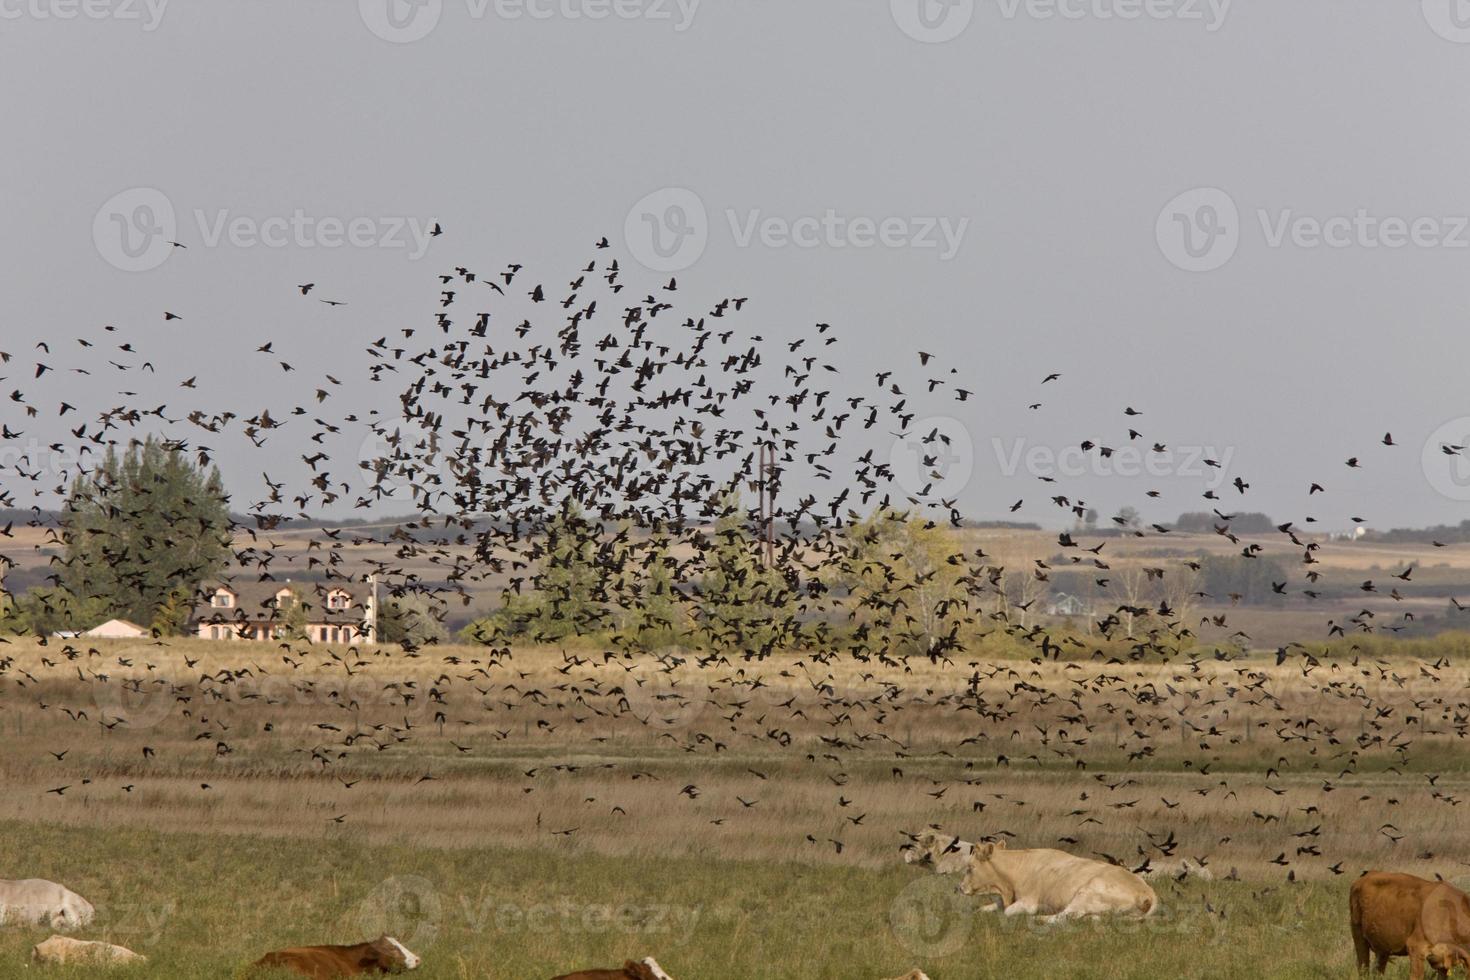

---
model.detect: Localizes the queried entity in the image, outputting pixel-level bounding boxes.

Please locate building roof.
[85,618,148,633]
[190,579,372,626]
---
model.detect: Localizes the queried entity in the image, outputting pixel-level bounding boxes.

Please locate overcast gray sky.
[5,1,1470,530]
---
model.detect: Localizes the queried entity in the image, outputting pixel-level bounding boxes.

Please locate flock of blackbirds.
[0,230,1467,895]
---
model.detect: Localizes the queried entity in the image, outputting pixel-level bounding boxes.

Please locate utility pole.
[756,444,778,569]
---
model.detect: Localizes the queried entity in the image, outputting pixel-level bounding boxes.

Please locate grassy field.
[1,636,1467,977]
[0,820,1358,979]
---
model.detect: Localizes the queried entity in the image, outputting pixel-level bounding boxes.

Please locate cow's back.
[0,879,91,930]
[1351,871,1435,956]
[1000,848,1147,910]
[254,948,348,979]
[1419,883,1470,948]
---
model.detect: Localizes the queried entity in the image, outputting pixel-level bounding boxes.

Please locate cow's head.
[902,829,941,866]
[1429,943,1470,977]
[624,959,674,980]
[904,830,971,873]
[958,840,1012,904]
[369,936,421,972]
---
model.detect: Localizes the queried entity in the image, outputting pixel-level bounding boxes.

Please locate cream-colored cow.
[31,935,145,967]
[0,880,94,931]
[958,841,1157,922]
[902,830,974,875]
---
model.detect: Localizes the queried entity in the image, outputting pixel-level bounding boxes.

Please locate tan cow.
[902,830,974,876]
[31,935,146,967]
[0,879,95,931]
[1141,857,1213,882]
[882,971,932,980]
[1351,871,1470,978]
[958,841,1157,922]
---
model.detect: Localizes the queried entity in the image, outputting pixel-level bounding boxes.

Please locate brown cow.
[250,935,420,979]
[551,957,673,980]
[1351,872,1470,978]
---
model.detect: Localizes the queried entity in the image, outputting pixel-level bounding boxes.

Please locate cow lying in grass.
[31,935,145,967]
[551,957,674,980]
[958,840,1157,922]
[249,936,420,978]
[0,879,95,931]
[901,829,974,875]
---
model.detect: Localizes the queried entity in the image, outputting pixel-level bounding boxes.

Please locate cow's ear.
[993,838,1007,850]
[977,842,995,858]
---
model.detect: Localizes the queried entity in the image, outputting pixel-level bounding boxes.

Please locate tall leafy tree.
[58,437,231,631]
[841,508,966,660]
[694,492,796,656]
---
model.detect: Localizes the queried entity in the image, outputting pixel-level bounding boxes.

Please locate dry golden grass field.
[2,634,1469,977]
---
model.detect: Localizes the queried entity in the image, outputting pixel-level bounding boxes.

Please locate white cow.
[0,879,95,931]
[902,829,975,875]
[958,841,1157,922]
[32,935,145,966]
[1141,856,1213,882]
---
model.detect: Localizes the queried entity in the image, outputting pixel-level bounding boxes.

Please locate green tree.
[693,492,799,656]
[379,592,450,648]
[624,534,686,650]
[279,587,309,641]
[59,438,231,631]
[842,508,966,659]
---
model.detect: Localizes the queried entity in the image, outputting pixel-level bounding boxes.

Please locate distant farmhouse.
[190,579,378,644]
[1046,593,1089,618]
